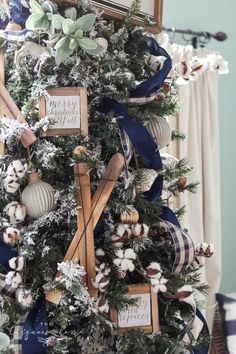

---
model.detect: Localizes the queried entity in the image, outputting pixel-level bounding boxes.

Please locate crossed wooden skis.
[46,151,125,304]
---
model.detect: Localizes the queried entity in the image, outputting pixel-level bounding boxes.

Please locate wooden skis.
[46,152,125,304]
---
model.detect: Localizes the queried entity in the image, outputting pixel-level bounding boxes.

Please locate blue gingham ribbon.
[158,218,195,274]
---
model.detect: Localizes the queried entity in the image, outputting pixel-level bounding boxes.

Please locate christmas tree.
[0,1,213,353]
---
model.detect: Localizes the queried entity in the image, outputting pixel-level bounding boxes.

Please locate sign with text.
[118,293,151,327]
[39,87,88,136]
[110,284,159,334]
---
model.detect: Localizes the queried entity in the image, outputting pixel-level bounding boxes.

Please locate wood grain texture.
[46,153,124,304]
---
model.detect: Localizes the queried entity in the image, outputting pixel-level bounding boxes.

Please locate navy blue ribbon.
[0,241,18,271]
[100,97,164,201]
[22,300,47,354]
[0,0,30,29]
[193,309,210,354]
[130,36,172,98]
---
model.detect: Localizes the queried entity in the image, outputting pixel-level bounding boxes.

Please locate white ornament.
[3,227,21,245]
[4,176,20,194]
[9,256,24,271]
[0,332,10,350]
[21,170,56,219]
[5,271,23,289]
[6,160,25,179]
[5,201,26,224]
[146,117,172,149]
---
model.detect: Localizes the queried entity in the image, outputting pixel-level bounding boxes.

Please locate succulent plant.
[26,0,103,64]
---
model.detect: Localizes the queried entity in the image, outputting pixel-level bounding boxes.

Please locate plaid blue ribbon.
[158,218,195,274]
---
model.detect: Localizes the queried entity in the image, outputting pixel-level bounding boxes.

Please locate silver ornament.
[21,170,56,219]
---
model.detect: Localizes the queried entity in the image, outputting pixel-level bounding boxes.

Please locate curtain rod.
[163,27,227,48]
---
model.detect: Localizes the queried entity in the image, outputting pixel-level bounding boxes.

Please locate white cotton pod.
[21,170,56,219]
[124,248,136,260]
[16,287,33,310]
[4,176,20,194]
[131,223,149,238]
[5,201,26,224]
[3,227,21,245]
[9,256,24,271]
[0,332,10,350]
[97,295,109,313]
[121,258,135,272]
[6,160,25,179]
[111,235,124,248]
[5,271,23,288]
[146,117,172,149]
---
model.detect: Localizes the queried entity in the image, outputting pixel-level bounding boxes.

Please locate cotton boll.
[131,223,149,238]
[3,227,21,245]
[9,256,24,271]
[5,271,23,288]
[6,160,25,179]
[4,176,20,194]
[5,201,26,224]
[16,288,33,310]
[111,235,124,249]
[121,259,135,272]
[124,249,136,260]
[97,295,109,313]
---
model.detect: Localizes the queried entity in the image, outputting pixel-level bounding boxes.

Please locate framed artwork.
[110,284,159,334]
[55,0,163,33]
[39,87,88,137]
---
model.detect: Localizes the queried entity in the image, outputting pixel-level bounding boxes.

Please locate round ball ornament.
[146,117,172,149]
[120,208,139,225]
[0,332,10,351]
[21,170,56,219]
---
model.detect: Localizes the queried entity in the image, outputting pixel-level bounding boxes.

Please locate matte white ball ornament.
[146,117,172,149]
[0,333,10,350]
[21,170,56,219]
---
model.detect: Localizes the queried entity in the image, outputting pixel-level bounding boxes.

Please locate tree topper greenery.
[26,0,103,63]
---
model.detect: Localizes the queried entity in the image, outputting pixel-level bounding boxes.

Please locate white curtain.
[161,42,227,330]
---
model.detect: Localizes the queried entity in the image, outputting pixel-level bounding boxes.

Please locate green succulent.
[26,0,102,64]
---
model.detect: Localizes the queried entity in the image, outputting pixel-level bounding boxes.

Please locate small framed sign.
[110,284,159,334]
[55,0,163,34]
[92,0,163,34]
[39,87,88,136]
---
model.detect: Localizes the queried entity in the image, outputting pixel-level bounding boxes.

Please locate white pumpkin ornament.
[21,170,56,219]
[146,117,172,149]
